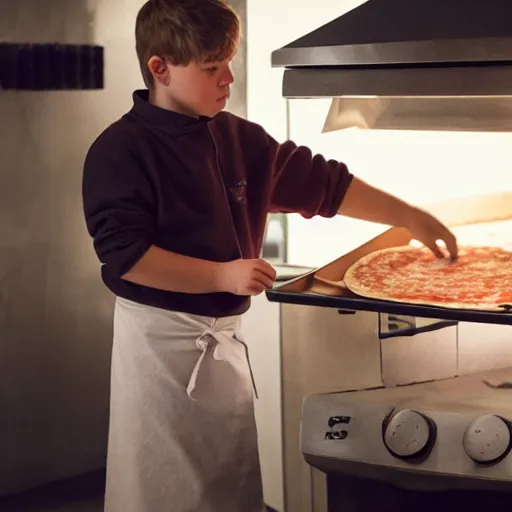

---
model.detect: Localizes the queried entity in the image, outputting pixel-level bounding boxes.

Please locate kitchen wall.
[0,0,120,496]
[0,0,246,496]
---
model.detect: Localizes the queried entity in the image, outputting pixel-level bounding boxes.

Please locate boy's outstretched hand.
[339,177,458,261]
[406,207,458,261]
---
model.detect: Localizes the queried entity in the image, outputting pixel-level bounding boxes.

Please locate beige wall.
[0,0,247,497]
[1,0,129,496]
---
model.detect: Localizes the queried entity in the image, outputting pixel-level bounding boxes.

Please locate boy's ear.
[147,56,170,86]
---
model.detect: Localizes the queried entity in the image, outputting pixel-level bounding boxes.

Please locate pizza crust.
[313,275,347,289]
[343,245,512,312]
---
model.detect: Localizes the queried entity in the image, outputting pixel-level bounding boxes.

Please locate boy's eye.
[204,66,218,73]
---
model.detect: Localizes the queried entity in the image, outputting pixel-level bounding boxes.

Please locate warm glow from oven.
[285,98,512,266]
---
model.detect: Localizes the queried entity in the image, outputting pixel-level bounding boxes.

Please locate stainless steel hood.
[271,0,512,131]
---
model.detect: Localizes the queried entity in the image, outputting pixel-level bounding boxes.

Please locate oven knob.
[383,409,436,459]
[463,415,512,464]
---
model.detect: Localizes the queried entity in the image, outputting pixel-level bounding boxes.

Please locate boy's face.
[149,56,235,118]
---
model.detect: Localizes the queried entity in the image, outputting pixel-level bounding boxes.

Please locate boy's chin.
[199,105,225,118]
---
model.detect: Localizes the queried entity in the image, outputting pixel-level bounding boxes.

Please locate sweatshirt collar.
[131,89,209,129]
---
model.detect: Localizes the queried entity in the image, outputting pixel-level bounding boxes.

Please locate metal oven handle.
[379,314,458,339]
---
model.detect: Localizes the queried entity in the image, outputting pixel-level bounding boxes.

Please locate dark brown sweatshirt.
[82,90,353,317]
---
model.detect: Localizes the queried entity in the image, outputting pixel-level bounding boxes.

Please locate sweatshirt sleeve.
[81,131,156,277]
[265,134,354,219]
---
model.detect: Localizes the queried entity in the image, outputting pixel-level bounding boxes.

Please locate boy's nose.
[220,67,234,86]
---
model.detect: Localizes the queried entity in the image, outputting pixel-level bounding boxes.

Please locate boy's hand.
[216,259,277,296]
[406,208,458,261]
[339,178,458,261]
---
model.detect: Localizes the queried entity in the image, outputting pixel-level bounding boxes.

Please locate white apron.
[104,297,265,512]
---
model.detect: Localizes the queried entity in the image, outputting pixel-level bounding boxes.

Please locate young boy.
[82,1,457,511]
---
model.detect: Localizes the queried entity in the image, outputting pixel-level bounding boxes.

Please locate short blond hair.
[135,0,240,88]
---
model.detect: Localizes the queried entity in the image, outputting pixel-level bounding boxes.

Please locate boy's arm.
[121,245,224,293]
[122,245,275,295]
[260,132,456,260]
[338,177,458,260]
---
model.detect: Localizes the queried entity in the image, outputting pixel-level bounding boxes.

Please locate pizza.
[343,245,512,311]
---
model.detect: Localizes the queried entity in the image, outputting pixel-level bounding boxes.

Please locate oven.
[268,197,512,512]
[264,1,512,511]
[304,370,512,511]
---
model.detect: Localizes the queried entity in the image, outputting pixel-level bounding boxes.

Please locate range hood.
[271,0,512,131]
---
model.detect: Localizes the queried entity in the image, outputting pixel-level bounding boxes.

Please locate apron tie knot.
[186,326,259,401]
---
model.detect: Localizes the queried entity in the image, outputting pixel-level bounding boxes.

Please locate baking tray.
[266,222,512,326]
